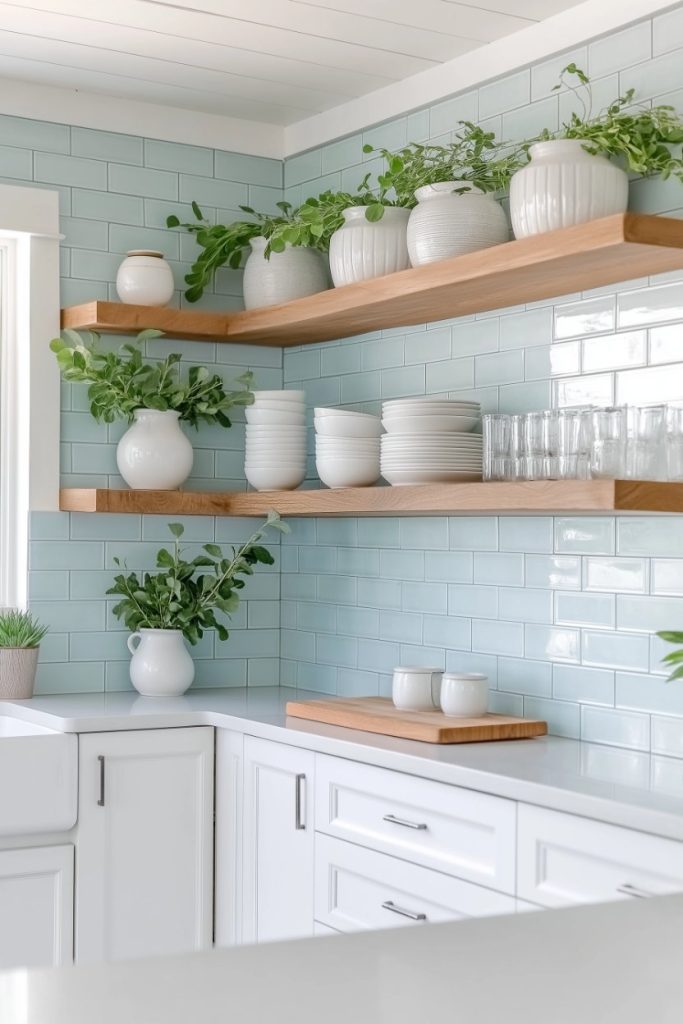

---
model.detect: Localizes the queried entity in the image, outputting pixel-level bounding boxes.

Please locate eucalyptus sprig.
[0,610,48,649]
[538,64,683,179]
[656,631,683,683]
[108,513,288,646]
[365,121,527,204]
[50,328,253,429]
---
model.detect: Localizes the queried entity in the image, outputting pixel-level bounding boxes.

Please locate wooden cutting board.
[285,696,547,744]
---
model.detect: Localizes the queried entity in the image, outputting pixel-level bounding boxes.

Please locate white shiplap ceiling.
[0,0,582,128]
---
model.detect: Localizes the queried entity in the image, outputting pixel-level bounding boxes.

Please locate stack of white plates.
[381,398,482,485]
[314,407,382,489]
[244,390,306,491]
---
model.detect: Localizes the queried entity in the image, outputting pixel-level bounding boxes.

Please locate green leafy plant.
[656,631,683,682]
[0,610,48,648]
[536,63,683,178]
[365,120,527,204]
[107,514,288,646]
[50,328,253,428]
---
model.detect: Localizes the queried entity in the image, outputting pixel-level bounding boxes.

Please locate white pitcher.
[116,409,194,490]
[127,629,195,697]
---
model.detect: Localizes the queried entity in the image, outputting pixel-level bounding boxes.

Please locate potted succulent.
[51,328,253,490]
[167,201,329,309]
[108,515,286,697]
[366,120,524,266]
[0,610,48,699]
[510,64,683,238]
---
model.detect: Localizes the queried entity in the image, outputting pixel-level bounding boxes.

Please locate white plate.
[382,470,482,485]
[383,397,479,406]
[383,416,479,433]
[314,407,379,420]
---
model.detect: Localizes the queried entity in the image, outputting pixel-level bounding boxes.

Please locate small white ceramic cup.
[392,667,443,711]
[439,673,489,718]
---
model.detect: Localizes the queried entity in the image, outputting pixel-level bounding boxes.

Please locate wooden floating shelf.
[61,214,683,349]
[59,481,683,518]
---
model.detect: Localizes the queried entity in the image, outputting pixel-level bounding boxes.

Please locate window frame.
[0,183,60,609]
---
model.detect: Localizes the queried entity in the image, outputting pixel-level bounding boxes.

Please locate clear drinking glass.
[666,406,683,481]
[482,414,511,481]
[590,406,628,479]
[627,404,667,480]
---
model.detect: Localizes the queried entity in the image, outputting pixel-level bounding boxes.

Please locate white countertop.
[2,894,681,1023]
[5,686,683,840]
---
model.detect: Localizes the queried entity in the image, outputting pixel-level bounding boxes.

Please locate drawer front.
[518,803,683,908]
[315,833,516,933]
[315,754,516,893]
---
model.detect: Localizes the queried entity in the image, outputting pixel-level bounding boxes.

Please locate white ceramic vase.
[127,629,195,697]
[407,181,509,266]
[510,139,629,239]
[116,250,175,306]
[116,409,194,490]
[439,673,489,718]
[329,206,410,287]
[242,237,329,309]
[0,647,39,699]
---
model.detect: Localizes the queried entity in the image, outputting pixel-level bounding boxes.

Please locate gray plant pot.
[0,647,39,699]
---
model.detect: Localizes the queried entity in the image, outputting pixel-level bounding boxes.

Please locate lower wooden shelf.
[59,480,683,517]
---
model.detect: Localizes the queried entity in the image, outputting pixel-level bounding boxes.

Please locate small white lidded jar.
[116,250,175,306]
[440,673,489,718]
[392,666,443,712]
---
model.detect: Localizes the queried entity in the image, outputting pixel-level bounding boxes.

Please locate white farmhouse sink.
[0,715,77,835]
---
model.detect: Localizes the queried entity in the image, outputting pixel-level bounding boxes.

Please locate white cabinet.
[517,804,683,908]
[242,736,315,944]
[215,729,244,948]
[315,833,516,933]
[0,845,73,968]
[76,727,214,964]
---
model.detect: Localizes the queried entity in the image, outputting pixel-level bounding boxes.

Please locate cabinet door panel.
[0,845,73,969]
[242,736,315,944]
[76,727,213,963]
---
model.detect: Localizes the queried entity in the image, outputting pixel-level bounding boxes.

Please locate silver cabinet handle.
[383,814,428,831]
[616,883,656,899]
[295,773,306,830]
[381,900,427,922]
[97,755,105,807]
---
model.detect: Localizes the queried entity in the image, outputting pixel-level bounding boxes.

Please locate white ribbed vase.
[510,139,629,239]
[329,207,410,287]
[0,647,39,699]
[407,181,509,266]
[242,237,329,309]
[116,409,194,491]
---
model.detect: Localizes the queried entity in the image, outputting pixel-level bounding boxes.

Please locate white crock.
[509,139,629,239]
[242,237,329,309]
[127,629,195,697]
[329,206,410,287]
[439,673,489,718]
[0,647,39,699]
[407,181,509,266]
[116,250,175,307]
[116,409,194,490]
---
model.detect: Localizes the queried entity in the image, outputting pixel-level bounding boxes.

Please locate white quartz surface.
[1,894,681,1024]
[5,687,683,839]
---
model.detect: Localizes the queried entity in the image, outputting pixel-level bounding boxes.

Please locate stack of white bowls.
[381,398,482,485]
[245,390,306,492]
[314,407,382,488]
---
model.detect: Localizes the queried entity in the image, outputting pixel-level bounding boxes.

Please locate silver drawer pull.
[382,900,427,922]
[383,814,428,831]
[295,773,306,831]
[616,883,656,899]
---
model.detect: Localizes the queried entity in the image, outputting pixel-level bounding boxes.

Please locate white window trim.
[0,183,60,609]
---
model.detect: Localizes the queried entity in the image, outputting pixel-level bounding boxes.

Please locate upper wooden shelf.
[60,480,683,518]
[61,214,683,349]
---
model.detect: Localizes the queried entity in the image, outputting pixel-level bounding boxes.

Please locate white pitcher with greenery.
[0,611,48,699]
[108,512,287,697]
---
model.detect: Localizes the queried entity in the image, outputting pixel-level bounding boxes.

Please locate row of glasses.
[483,405,683,482]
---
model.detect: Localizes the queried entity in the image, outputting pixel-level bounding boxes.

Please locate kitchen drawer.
[315,833,516,933]
[315,754,516,893]
[518,803,683,908]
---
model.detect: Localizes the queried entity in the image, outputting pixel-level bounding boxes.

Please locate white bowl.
[382,415,479,433]
[314,407,377,418]
[246,424,307,434]
[314,416,382,438]
[245,409,306,426]
[316,459,380,489]
[253,390,305,402]
[248,400,305,412]
[316,438,379,450]
[245,465,306,491]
